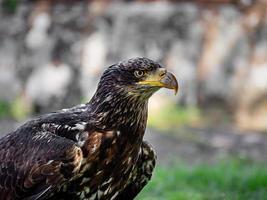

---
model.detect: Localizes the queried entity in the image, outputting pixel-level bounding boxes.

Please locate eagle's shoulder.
[10,103,94,142]
[20,103,91,126]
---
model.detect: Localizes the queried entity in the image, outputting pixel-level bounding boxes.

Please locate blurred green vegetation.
[0,101,12,118]
[148,104,201,131]
[0,98,30,120]
[137,159,267,200]
[148,103,233,131]
[2,0,18,13]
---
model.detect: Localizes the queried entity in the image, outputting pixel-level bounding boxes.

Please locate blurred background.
[1,0,267,199]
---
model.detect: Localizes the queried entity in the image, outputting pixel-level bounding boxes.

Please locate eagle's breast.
[74,127,142,200]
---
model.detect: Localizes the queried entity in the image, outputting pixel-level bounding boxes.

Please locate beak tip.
[174,88,178,95]
[165,71,178,96]
[159,71,178,95]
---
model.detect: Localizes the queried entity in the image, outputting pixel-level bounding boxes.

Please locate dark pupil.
[136,71,143,77]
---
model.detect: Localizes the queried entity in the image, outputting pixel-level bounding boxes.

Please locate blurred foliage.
[0,101,12,119]
[148,104,201,131]
[10,96,31,120]
[0,97,30,120]
[137,159,267,200]
[2,0,18,13]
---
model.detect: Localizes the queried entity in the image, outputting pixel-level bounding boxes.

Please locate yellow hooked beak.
[138,68,178,95]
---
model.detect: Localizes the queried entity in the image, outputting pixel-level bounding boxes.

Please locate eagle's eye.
[134,70,145,78]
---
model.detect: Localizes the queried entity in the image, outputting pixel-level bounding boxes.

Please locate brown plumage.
[0,57,178,200]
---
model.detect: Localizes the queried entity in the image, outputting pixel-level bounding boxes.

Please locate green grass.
[136,159,267,200]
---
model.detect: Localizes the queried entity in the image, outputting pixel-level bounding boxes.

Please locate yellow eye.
[134,70,144,78]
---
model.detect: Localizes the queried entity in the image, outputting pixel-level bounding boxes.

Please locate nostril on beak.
[159,69,167,78]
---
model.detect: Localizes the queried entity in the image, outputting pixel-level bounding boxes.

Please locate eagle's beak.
[138,68,178,95]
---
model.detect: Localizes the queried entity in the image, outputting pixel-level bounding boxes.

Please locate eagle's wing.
[0,130,83,200]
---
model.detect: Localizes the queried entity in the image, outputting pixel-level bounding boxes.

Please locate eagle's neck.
[89,86,148,141]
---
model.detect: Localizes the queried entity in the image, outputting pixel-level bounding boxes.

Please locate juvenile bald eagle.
[0,58,178,200]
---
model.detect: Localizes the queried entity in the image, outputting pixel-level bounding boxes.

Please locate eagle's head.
[93,57,178,101]
[90,58,178,130]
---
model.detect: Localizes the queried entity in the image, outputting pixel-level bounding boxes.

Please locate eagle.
[0,58,178,200]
